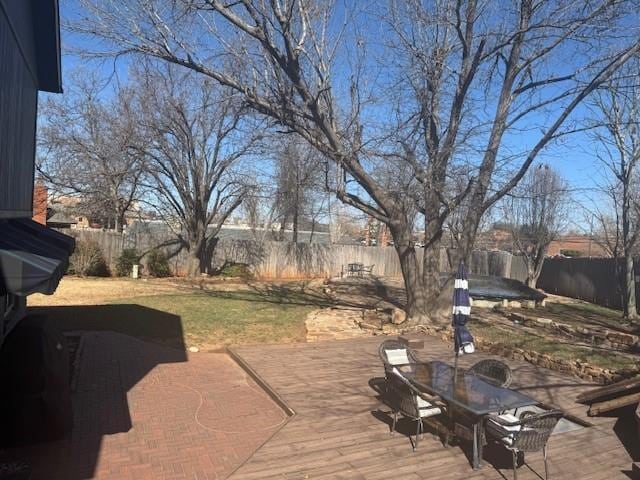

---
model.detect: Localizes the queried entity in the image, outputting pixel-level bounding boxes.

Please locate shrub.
[69,240,110,277]
[115,248,140,277]
[219,262,253,278]
[560,249,582,258]
[146,249,172,277]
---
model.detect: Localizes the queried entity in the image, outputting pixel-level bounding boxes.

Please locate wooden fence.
[537,257,638,311]
[59,228,527,280]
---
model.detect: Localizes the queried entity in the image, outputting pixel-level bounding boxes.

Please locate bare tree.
[72,0,640,323]
[274,139,325,242]
[502,165,568,287]
[589,64,640,319]
[243,190,280,243]
[132,64,261,276]
[37,74,145,232]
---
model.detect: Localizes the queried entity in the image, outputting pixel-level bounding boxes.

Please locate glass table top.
[397,360,538,416]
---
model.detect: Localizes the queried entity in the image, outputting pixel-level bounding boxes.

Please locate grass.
[472,323,637,371]
[29,277,325,348]
[107,292,316,347]
[542,302,634,330]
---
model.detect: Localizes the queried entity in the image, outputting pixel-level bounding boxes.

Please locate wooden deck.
[228,336,636,480]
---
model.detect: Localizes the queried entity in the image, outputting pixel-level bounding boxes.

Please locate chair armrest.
[417,391,440,403]
[486,414,523,427]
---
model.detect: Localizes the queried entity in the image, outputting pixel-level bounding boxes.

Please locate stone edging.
[414,325,639,385]
[500,309,639,352]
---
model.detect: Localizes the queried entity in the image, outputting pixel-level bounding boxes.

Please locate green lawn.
[30,289,317,348]
[542,302,635,331]
[108,292,316,347]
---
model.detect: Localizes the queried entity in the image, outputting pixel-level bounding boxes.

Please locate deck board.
[229,336,634,479]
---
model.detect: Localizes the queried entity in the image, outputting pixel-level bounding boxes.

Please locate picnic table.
[344,263,374,277]
[399,360,538,470]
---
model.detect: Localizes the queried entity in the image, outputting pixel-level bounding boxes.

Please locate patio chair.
[362,264,375,276]
[378,339,419,373]
[378,339,420,407]
[468,359,513,388]
[387,367,445,451]
[485,409,564,480]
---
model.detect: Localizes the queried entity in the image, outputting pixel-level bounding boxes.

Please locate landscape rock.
[535,317,553,327]
[606,331,638,346]
[391,308,407,325]
[359,321,381,331]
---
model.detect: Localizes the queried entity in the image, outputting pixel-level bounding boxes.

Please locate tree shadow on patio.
[3,304,187,480]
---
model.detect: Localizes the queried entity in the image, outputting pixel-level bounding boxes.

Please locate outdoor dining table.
[346,262,364,277]
[399,360,539,470]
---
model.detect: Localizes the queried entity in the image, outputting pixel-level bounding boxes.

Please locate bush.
[146,249,172,277]
[115,248,140,277]
[219,262,253,278]
[560,249,582,258]
[69,240,110,277]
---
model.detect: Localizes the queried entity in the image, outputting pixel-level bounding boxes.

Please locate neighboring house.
[46,211,79,229]
[547,235,608,258]
[475,227,516,252]
[475,227,609,258]
[0,0,74,346]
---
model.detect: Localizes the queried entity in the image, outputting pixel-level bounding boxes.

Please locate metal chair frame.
[485,409,564,480]
[386,368,444,451]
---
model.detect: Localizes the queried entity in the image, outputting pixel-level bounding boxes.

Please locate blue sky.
[46,0,623,230]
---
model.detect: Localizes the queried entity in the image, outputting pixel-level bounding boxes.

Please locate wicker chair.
[468,359,513,388]
[386,367,445,451]
[485,409,564,480]
[378,339,419,367]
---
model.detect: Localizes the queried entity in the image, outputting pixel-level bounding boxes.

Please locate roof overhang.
[32,0,62,93]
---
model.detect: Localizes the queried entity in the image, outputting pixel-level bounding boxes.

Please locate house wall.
[0,0,39,218]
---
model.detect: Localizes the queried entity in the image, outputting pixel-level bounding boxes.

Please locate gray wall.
[0,1,38,218]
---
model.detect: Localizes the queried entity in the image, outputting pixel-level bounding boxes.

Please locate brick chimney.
[32,180,48,225]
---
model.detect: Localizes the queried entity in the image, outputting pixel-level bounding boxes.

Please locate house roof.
[32,0,62,93]
[47,212,77,225]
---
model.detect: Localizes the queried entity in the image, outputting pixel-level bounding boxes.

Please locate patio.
[3,330,287,480]
[229,335,636,480]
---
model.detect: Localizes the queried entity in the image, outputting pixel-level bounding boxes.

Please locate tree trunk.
[525,274,536,289]
[389,222,431,325]
[186,251,201,277]
[115,209,126,234]
[185,224,208,277]
[624,255,638,319]
[422,222,443,304]
[292,201,299,244]
[309,218,315,244]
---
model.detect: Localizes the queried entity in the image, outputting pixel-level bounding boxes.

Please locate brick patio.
[5,332,287,480]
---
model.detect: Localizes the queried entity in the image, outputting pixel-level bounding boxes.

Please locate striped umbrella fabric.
[452,262,474,355]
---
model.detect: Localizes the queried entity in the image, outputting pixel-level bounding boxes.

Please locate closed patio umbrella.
[452,262,474,375]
